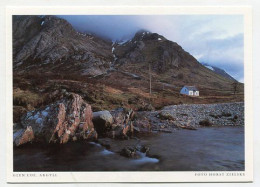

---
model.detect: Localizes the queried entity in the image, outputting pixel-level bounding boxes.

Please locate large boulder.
[92,110,113,135]
[131,112,152,133]
[110,108,135,125]
[138,104,155,111]
[120,145,150,159]
[158,111,175,120]
[133,118,151,133]
[108,108,135,139]
[13,126,34,146]
[110,108,127,126]
[14,93,97,146]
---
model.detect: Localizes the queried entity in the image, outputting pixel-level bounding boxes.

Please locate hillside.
[13,15,113,76]
[112,30,240,90]
[12,15,244,123]
[202,63,237,81]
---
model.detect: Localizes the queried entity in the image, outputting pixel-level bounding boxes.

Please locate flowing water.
[14,126,244,171]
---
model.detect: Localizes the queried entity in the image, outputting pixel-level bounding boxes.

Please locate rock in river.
[14,93,97,146]
[107,108,135,139]
[133,118,151,133]
[13,126,34,146]
[93,110,113,135]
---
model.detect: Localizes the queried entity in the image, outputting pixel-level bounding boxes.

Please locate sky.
[58,15,244,82]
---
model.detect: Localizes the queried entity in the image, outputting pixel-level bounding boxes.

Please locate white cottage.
[180,86,199,96]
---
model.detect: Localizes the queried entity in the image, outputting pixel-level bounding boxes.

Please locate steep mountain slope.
[12,16,236,89]
[112,30,237,90]
[202,63,237,81]
[13,15,113,76]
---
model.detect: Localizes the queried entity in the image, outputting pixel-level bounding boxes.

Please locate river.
[13,126,244,171]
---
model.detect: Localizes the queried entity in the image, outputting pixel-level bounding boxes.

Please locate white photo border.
[6,6,253,183]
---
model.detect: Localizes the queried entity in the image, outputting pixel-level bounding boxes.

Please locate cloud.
[58,15,143,40]
[188,31,244,82]
[58,15,244,82]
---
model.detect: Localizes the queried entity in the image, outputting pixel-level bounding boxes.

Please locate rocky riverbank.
[156,102,244,127]
[13,93,244,151]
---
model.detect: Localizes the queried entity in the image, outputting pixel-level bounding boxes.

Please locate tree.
[232,81,239,95]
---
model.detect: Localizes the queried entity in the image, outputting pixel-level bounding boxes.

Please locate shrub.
[199,119,213,126]
[13,89,44,108]
[158,111,175,120]
[221,112,232,117]
[230,115,238,122]
[209,114,219,119]
[177,73,184,80]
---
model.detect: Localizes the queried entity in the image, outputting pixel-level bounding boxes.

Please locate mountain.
[111,30,238,89]
[201,63,236,81]
[13,15,113,76]
[12,15,244,120]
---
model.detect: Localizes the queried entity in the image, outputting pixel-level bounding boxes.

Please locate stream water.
[14,126,244,171]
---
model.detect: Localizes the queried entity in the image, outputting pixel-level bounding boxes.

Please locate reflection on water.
[14,127,244,171]
[89,142,102,147]
[131,151,159,164]
[100,149,114,155]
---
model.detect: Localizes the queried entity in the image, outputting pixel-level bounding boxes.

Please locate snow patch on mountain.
[202,63,237,81]
[117,40,128,45]
[205,65,214,71]
[111,46,117,62]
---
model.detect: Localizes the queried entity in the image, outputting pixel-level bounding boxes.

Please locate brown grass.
[13,69,244,119]
[128,87,154,99]
[105,86,123,94]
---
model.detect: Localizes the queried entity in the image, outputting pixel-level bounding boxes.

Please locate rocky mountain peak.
[13,15,113,76]
[132,30,166,42]
[39,16,75,33]
[112,29,200,73]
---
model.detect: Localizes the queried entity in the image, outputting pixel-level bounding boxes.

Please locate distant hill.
[201,63,237,81]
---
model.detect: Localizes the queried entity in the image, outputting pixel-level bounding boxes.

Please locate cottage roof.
[183,86,198,91]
